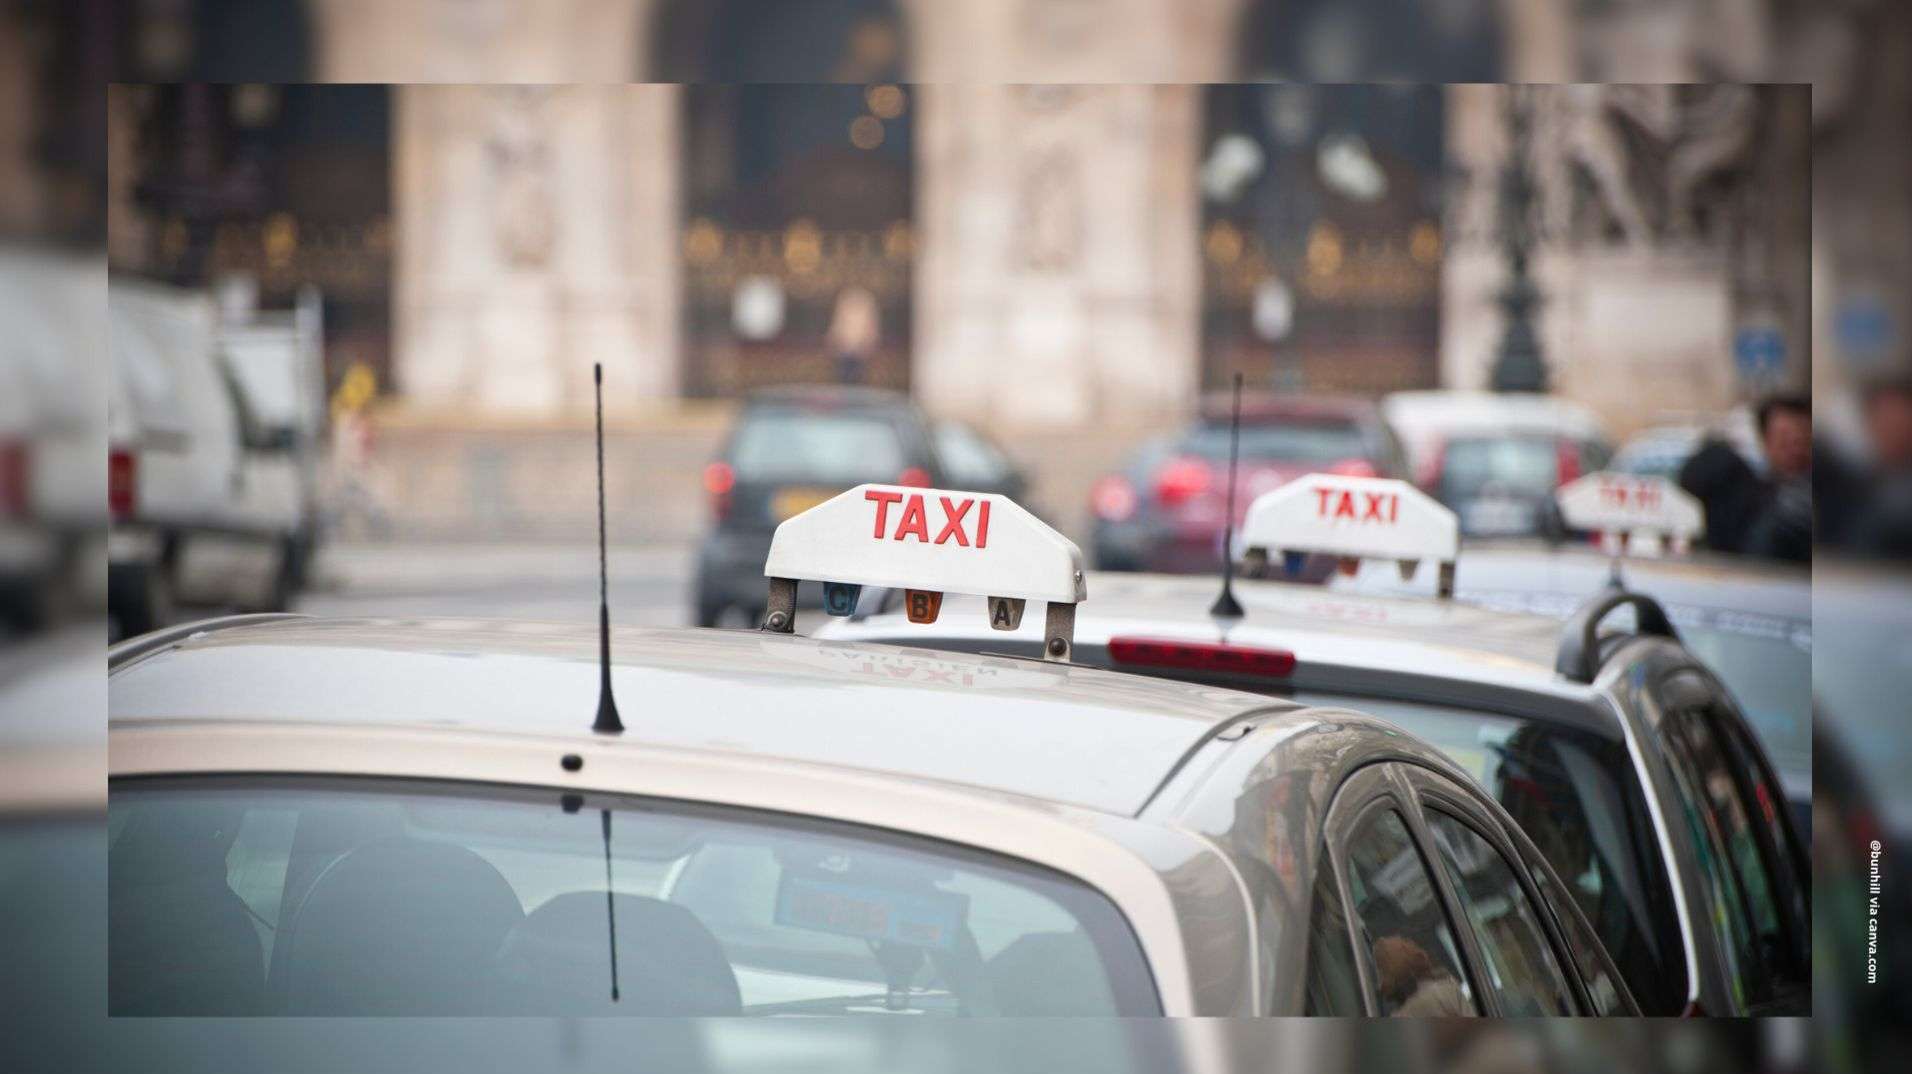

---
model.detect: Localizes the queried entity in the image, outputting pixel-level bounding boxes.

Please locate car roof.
[1194,391,1377,424]
[106,617,1301,817]
[818,572,1602,715]
[1352,540,1809,627]
[742,385,914,410]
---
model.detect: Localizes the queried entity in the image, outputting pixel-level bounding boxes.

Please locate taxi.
[817,473,1809,1016]
[104,486,1634,1018]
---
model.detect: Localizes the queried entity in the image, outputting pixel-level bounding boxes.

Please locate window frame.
[1318,763,1486,1018]
[1400,763,1588,1017]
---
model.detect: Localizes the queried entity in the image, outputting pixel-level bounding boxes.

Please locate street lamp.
[1490,85,1549,394]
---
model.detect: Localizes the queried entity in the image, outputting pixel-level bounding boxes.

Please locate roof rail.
[108,613,310,673]
[1555,587,1678,683]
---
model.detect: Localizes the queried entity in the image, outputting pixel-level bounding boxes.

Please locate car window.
[1423,809,1576,1015]
[1182,421,1368,465]
[1304,861,1362,1015]
[1659,698,1805,1004]
[1341,807,1478,1018]
[934,423,1012,488]
[1293,692,1688,1014]
[728,409,907,483]
[107,779,1159,1016]
[1437,436,1560,499]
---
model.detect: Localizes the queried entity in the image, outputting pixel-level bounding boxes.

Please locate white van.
[108,277,307,636]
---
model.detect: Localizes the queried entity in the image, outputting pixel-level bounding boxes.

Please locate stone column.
[390,84,679,412]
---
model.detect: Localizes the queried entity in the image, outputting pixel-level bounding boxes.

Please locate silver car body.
[818,569,1804,1015]
[106,615,1630,1016]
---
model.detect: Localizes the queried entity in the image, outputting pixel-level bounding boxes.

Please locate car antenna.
[601,808,621,1003]
[1210,372,1246,619]
[592,363,624,735]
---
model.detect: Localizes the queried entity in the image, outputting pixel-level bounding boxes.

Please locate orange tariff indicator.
[905,589,944,624]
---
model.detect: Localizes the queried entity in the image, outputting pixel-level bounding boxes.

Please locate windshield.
[1294,693,1687,1015]
[106,779,1158,1016]
[1181,420,1368,464]
[729,408,907,484]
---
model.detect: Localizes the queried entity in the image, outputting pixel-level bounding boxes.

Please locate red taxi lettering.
[868,491,995,548]
[864,489,904,537]
[1313,487,1398,523]
[894,496,930,541]
[934,496,972,546]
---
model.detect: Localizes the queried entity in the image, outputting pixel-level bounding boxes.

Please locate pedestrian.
[827,286,879,386]
[1678,392,1811,561]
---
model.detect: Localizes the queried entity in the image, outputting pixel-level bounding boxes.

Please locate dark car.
[693,386,1024,626]
[1089,393,1406,574]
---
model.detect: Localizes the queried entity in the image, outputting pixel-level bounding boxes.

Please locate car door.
[1313,764,1484,1017]
[1399,763,1631,1015]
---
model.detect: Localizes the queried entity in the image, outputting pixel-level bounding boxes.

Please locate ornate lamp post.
[1490,85,1549,393]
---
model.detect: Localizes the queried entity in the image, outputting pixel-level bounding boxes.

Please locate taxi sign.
[1555,472,1703,553]
[1239,474,1460,596]
[761,484,1086,660]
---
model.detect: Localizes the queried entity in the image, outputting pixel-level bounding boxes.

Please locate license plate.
[773,487,836,521]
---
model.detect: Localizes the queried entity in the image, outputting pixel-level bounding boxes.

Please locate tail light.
[702,461,734,522]
[897,466,931,488]
[108,448,137,521]
[1153,456,1211,506]
[1326,457,1378,478]
[1108,636,1296,678]
[1555,439,1582,486]
[0,440,28,518]
[1417,439,1445,490]
[1090,475,1138,522]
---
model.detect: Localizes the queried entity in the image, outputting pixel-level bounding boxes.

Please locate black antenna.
[601,808,621,1003]
[1211,372,1246,619]
[592,364,624,735]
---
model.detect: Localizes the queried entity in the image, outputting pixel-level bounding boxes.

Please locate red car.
[1089,393,1409,574]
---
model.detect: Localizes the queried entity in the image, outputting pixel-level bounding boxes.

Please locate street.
[296,541,696,626]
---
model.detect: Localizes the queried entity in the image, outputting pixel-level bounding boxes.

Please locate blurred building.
[96,0,1889,450]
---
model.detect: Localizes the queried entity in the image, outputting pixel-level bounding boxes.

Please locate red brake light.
[1417,438,1445,490]
[1090,475,1138,522]
[0,440,29,517]
[702,461,734,521]
[1153,456,1211,506]
[1107,636,1296,678]
[897,466,931,488]
[1326,457,1378,478]
[1555,439,1581,486]
[108,448,136,521]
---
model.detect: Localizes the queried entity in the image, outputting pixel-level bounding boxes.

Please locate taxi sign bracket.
[762,576,798,633]
[1042,601,1076,662]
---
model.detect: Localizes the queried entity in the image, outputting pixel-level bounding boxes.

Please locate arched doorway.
[651,0,915,398]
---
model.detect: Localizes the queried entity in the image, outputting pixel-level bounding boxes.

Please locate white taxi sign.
[1555,472,1703,545]
[1239,474,1460,594]
[761,484,1086,659]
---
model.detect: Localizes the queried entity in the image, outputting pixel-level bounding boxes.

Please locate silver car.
[105,615,1632,1017]
[819,569,1810,1016]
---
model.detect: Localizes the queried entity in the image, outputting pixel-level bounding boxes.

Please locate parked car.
[1610,410,1760,480]
[1382,391,1611,538]
[108,278,314,637]
[1089,393,1407,573]
[693,386,1025,627]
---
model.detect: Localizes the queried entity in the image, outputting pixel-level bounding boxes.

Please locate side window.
[1304,859,1362,1015]
[1342,807,1478,1017]
[1661,700,1805,998]
[1423,809,1576,1015]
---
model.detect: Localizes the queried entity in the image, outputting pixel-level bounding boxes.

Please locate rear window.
[1438,436,1559,498]
[1294,693,1688,1015]
[107,778,1158,1016]
[729,409,907,483]
[1181,420,1368,465]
